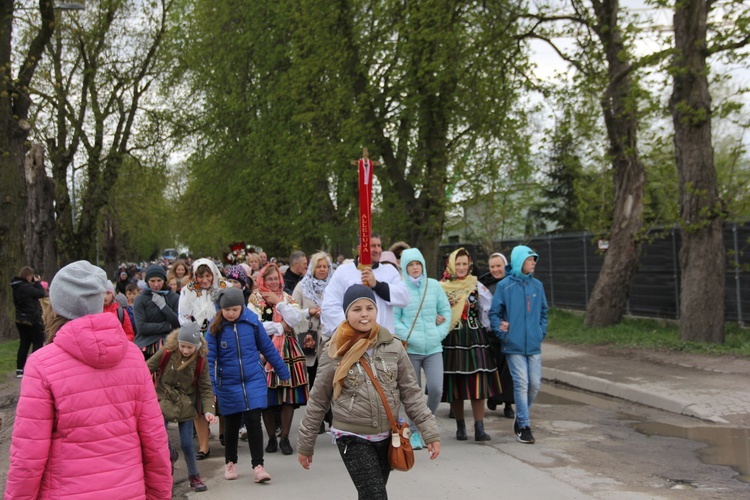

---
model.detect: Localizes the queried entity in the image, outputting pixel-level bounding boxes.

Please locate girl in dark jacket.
[207,287,290,484]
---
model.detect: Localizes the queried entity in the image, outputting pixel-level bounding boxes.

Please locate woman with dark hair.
[11,266,45,378]
[440,248,501,442]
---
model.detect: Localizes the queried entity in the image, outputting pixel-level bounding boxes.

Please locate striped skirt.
[267,333,309,406]
[441,320,501,402]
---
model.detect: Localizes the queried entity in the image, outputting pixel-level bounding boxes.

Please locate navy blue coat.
[207,307,290,415]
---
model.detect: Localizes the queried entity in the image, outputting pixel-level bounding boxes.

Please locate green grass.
[0,339,18,374]
[547,309,750,356]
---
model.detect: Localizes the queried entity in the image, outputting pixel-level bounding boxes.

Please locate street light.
[53,1,85,230]
[55,2,85,10]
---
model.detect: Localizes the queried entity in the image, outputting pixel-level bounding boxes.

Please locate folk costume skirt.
[441,319,501,402]
[267,333,309,406]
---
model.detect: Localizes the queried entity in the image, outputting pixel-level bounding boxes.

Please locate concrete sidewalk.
[542,342,750,425]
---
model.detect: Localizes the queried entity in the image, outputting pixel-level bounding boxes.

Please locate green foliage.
[0,340,19,374]
[106,157,176,262]
[170,0,533,262]
[548,309,750,355]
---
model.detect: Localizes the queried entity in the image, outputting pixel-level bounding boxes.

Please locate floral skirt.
[267,333,309,406]
[441,320,501,402]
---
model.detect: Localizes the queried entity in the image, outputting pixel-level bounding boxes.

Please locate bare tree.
[0,0,56,337]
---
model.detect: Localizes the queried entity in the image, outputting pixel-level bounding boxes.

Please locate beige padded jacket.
[297,326,440,456]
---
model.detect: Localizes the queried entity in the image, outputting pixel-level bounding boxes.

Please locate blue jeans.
[166,419,199,476]
[506,354,542,429]
[407,352,443,432]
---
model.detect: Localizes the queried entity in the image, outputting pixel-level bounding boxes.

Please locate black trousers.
[488,341,515,404]
[336,435,391,500]
[16,322,44,371]
[224,409,264,467]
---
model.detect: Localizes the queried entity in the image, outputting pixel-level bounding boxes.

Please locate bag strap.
[193,356,205,414]
[404,279,429,344]
[360,357,398,433]
[153,349,172,387]
[116,306,125,324]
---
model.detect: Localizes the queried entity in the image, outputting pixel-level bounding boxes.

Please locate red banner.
[358,157,373,267]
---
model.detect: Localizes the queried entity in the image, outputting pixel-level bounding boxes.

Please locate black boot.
[456,419,468,441]
[265,436,278,453]
[475,421,491,441]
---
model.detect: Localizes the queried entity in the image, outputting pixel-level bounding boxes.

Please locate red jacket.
[103,301,135,341]
[5,313,172,499]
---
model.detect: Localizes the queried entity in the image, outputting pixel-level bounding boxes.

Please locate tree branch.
[15,0,56,119]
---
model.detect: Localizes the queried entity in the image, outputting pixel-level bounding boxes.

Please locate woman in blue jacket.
[394,248,452,449]
[207,287,290,483]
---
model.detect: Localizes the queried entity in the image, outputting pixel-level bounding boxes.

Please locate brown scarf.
[328,321,379,400]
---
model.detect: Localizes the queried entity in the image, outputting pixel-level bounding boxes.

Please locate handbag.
[297,329,318,354]
[360,358,415,472]
[401,279,429,350]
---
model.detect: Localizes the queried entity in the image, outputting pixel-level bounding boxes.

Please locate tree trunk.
[24,143,58,280]
[584,0,646,327]
[0,0,55,338]
[670,0,724,343]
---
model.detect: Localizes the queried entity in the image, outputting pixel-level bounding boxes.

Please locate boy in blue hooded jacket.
[489,245,548,444]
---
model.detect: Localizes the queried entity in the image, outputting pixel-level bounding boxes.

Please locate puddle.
[535,390,583,406]
[634,422,750,482]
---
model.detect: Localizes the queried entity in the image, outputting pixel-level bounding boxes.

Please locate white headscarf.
[299,252,332,307]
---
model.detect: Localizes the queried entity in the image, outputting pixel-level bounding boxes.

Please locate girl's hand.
[205,412,218,424]
[309,307,321,318]
[499,321,509,332]
[281,320,292,333]
[427,442,441,460]
[298,453,313,469]
[436,315,446,325]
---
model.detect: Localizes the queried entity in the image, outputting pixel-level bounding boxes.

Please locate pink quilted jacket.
[5,313,172,499]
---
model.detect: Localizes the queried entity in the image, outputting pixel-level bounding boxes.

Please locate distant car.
[162,248,178,263]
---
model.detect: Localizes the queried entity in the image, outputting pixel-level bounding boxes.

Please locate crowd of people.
[7,235,548,499]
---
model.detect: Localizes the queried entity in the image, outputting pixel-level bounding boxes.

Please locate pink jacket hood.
[54,313,129,369]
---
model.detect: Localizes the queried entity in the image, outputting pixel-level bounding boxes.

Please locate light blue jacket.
[394,248,452,356]
[489,245,548,355]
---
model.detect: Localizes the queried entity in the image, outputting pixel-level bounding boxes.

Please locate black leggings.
[336,435,391,499]
[224,409,264,467]
[16,322,44,370]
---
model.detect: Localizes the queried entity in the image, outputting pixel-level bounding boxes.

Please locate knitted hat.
[144,264,167,282]
[342,284,377,315]
[114,293,128,308]
[178,322,202,347]
[49,260,108,319]
[216,287,245,309]
[105,280,115,294]
[137,280,148,291]
[225,265,247,287]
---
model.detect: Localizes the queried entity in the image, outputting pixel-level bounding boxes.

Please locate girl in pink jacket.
[5,261,172,500]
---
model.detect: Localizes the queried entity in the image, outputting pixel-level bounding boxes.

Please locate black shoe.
[517,426,535,444]
[219,433,225,446]
[170,448,179,475]
[487,399,497,411]
[279,437,293,455]
[504,404,515,419]
[195,450,210,460]
[456,419,468,441]
[474,421,491,442]
[513,417,520,438]
[318,422,326,434]
[265,436,278,453]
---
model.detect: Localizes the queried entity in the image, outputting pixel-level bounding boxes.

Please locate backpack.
[116,305,125,325]
[154,350,206,414]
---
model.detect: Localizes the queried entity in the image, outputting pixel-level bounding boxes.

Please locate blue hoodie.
[393,248,453,355]
[488,245,548,355]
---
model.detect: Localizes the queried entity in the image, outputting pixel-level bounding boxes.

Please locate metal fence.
[440,222,750,325]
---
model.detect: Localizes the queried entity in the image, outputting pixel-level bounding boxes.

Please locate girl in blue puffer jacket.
[207,287,290,484]
[394,248,452,449]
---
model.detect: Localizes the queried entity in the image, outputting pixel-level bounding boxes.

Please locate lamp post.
[53,1,85,231]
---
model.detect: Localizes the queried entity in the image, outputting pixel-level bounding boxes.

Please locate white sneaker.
[224,462,238,480]
[239,426,248,441]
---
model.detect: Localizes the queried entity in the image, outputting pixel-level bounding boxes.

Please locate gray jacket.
[297,326,440,456]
